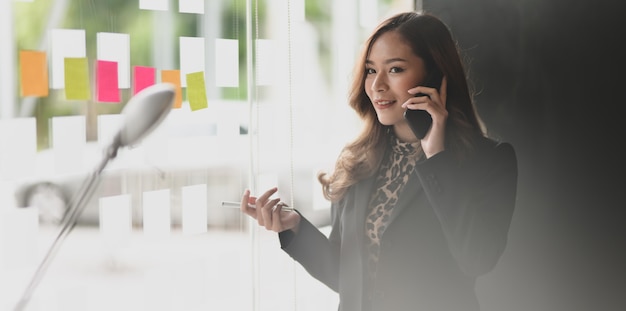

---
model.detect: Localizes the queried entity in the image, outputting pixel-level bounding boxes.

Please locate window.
[1,1,414,310]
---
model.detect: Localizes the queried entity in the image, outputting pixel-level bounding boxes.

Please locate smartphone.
[403,69,443,139]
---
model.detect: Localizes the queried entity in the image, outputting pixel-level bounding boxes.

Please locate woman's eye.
[366,68,376,74]
[390,67,404,73]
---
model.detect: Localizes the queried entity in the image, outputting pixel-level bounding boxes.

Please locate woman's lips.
[373,99,396,109]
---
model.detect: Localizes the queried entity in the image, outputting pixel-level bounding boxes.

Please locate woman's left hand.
[403,76,448,158]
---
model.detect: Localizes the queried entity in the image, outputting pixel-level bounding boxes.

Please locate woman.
[240,11,517,311]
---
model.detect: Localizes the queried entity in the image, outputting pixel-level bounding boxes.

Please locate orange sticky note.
[19,50,49,97]
[161,70,182,109]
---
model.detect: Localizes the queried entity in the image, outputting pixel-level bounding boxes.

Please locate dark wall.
[423,1,626,310]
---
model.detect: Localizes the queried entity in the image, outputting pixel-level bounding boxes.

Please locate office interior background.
[0,0,624,310]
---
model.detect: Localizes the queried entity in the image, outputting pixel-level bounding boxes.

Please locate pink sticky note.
[133,66,156,95]
[96,60,120,103]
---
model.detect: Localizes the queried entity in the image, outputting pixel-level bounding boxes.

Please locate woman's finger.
[439,76,447,108]
[240,189,257,219]
[255,187,278,211]
[257,187,278,203]
[271,202,289,231]
[261,198,280,230]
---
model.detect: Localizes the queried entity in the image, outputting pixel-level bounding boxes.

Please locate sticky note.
[174,259,208,309]
[179,0,204,14]
[64,57,91,100]
[56,285,89,311]
[143,267,174,310]
[96,60,120,103]
[97,113,123,148]
[139,0,168,11]
[161,70,183,108]
[99,194,132,250]
[97,32,130,89]
[1,208,38,269]
[259,173,279,199]
[186,72,207,111]
[19,50,49,97]
[215,39,239,87]
[179,37,205,87]
[142,189,171,239]
[0,118,36,179]
[255,39,276,86]
[291,0,305,22]
[133,66,155,95]
[51,115,85,174]
[50,29,86,89]
[181,184,207,235]
[359,0,378,28]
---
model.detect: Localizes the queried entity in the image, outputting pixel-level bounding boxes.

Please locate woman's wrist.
[290,216,301,234]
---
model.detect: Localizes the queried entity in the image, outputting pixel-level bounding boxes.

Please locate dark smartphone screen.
[403,69,443,139]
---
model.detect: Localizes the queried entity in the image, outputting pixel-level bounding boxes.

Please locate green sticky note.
[64,57,91,100]
[186,72,208,111]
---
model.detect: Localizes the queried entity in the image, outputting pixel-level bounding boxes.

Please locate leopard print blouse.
[365,135,421,279]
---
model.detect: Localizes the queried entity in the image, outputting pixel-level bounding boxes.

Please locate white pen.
[221,201,294,212]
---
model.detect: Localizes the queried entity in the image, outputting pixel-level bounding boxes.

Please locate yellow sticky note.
[186,72,207,111]
[161,70,183,109]
[64,57,91,100]
[19,50,49,97]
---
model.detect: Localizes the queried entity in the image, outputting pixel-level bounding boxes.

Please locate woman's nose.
[371,74,388,92]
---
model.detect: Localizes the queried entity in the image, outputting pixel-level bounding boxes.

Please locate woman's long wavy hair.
[318,12,486,202]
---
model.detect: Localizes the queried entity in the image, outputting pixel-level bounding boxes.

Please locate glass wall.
[0,0,415,310]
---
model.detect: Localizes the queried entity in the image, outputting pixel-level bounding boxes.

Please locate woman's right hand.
[240,187,301,233]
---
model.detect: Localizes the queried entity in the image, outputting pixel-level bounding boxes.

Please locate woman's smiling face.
[364,30,427,140]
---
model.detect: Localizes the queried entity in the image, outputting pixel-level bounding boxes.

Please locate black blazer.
[280,137,518,311]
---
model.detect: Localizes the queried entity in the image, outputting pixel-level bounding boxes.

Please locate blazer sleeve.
[415,141,518,277]
[278,202,342,292]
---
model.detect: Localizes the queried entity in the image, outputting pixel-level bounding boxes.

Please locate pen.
[221,201,294,212]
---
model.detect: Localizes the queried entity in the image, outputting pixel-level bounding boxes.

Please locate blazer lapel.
[353,175,377,247]
[387,170,424,226]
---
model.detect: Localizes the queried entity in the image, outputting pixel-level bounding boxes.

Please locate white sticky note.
[255,39,277,86]
[56,285,89,311]
[179,0,204,14]
[50,29,86,89]
[99,194,132,249]
[290,0,306,22]
[143,267,174,311]
[1,208,38,269]
[97,32,130,89]
[174,259,208,310]
[181,184,207,235]
[140,109,169,166]
[216,109,240,139]
[215,39,239,87]
[139,0,169,11]
[142,189,171,239]
[258,173,279,198]
[359,0,378,28]
[0,118,36,180]
[51,115,85,174]
[179,37,205,87]
[96,113,123,148]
